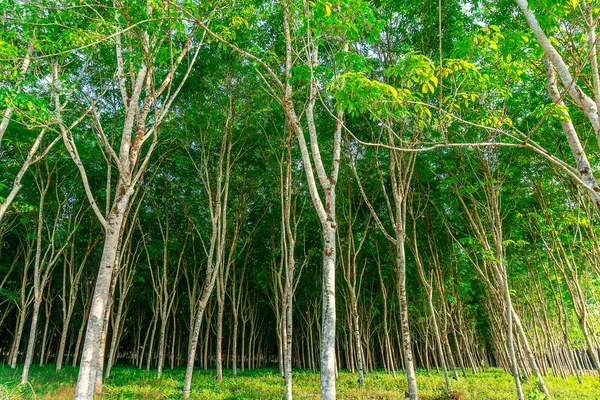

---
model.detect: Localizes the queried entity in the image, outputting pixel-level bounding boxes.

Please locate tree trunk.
[75,212,125,399]
[183,300,210,398]
[21,179,48,383]
[146,314,158,371]
[503,275,524,400]
[39,297,52,366]
[232,315,238,378]
[320,225,337,400]
[396,232,418,400]
[215,283,224,382]
[157,314,168,378]
[72,307,88,367]
[21,301,41,383]
[105,299,125,379]
[94,283,115,394]
[512,308,550,395]
[170,315,177,370]
[429,291,450,390]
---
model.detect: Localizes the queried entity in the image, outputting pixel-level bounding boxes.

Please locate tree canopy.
[1,1,600,399]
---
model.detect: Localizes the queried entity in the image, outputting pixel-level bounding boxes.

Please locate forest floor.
[0,365,599,399]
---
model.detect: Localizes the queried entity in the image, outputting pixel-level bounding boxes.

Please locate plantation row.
[1,0,600,399]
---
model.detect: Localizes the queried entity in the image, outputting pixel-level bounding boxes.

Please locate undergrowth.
[0,365,598,399]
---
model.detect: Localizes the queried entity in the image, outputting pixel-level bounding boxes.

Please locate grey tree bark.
[64,4,200,395]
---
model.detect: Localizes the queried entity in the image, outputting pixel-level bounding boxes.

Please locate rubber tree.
[21,158,82,383]
[515,0,600,213]
[184,1,380,396]
[182,91,234,398]
[41,2,205,397]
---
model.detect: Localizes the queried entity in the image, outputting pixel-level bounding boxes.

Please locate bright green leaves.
[328,52,487,129]
[0,38,19,59]
[502,239,530,248]
[328,52,439,115]
[442,59,477,77]
[328,56,442,133]
[532,0,583,19]
[308,0,383,43]
[440,59,482,112]
[386,52,439,95]
[533,102,572,123]
[327,72,406,118]
[213,15,250,43]
[474,25,505,52]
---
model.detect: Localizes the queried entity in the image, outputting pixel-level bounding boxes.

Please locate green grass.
[0,364,598,399]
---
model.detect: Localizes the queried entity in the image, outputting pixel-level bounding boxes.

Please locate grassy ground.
[0,364,598,399]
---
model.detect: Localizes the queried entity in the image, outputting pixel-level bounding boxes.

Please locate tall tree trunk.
[215,282,225,381]
[75,212,126,399]
[512,308,550,395]
[157,314,168,378]
[429,289,450,390]
[146,312,158,371]
[397,231,418,399]
[502,274,524,400]
[39,296,52,366]
[21,170,50,383]
[232,313,239,378]
[320,224,337,400]
[183,295,212,397]
[21,301,41,383]
[94,271,118,394]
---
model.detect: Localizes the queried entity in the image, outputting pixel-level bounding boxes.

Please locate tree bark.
[75,212,126,399]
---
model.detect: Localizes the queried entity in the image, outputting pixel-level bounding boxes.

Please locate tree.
[41,2,204,396]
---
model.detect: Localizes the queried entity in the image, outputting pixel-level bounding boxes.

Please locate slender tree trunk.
[581,322,600,373]
[284,279,293,399]
[146,314,158,371]
[183,301,210,397]
[75,212,126,399]
[429,291,450,390]
[72,304,89,368]
[10,312,26,368]
[21,301,41,383]
[56,317,70,372]
[157,315,168,378]
[138,314,153,369]
[105,299,125,379]
[39,297,52,366]
[241,315,246,373]
[232,315,238,378]
[170,315,177,370]
[215,283,224,381]
[396,232,418,400]
[502,274,524,400]
[21,178,48,383]
[203,313,210,370]
[512,308,550,395]
[350,291,365,386]
[94,285,114,393]
[320,224,337,400]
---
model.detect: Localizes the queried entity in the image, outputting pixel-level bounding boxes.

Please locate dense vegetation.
[2,365,600,399]
[1,0,600,399]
